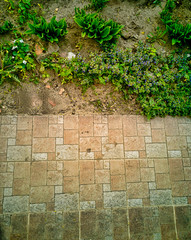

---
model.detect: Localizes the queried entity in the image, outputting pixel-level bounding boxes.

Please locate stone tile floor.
[0,115,191,240]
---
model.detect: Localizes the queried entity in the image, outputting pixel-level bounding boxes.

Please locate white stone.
[32,153,47,161]
[8,139,16,146]
[80,152,94,160]
[4,188,12,196]
[67,52,76,60]
[55,186,63,194]
[168,151,181,158]
[56,138,63,145]
[125,151,139,159]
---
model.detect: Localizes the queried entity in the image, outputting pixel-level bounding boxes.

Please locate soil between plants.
[0,0,190,115]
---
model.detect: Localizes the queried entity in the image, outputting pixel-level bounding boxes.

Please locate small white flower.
[12,46,18,50]
[13,40,16,43]
[23,60,27,64]
[12,56,15,59]
[19,39,24,43]
[187,54,190,58]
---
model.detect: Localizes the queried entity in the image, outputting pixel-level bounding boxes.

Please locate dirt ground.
[0,0,190,115]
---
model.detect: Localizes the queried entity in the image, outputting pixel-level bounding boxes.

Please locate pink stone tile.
[124,137,145,151]
[164,116,179,136]
[110,160,125,175]
[94,124,108,136]
[33,116,48,137]
[137,124,151,136]
[152,129,165,143]
[80,161,94,184]
[108,115,122,129]
[79,116,93,136]
[16,130,32,145]
[111,175,126,191]
[125,160,140,182]
[123,115,137,136]
[33,138,55,153]
[63,161,79,177]
[95,170,110,183]
[64,130,78,144]
[80,137,101,152]
[17,116,32,130]
[31,162,47,186]
[64,115,78,129]
[169,159,184,181]
[108,129,123,144]
[47,171,62,185]
[63,177,79,193]
[49,124,63,137]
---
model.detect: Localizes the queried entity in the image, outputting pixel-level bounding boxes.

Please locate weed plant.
[74,8,123,50]
[0,38,36,85]
[18,0,35,24]
[146,27,167,44]
[86,0,110,11]
[25,16,68,43]
[0,21,14,34]
[160,0,191,46]
[42,43,191,119]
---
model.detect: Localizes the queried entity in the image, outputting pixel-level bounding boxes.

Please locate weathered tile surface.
[0,114,191,239]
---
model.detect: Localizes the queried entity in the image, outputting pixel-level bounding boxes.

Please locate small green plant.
[0,38,36,85]
[74,8,124,50]
[41,42,191,119]
[25,16,68,43]
[86,0,110,11]
[5,0,15,10]
[146,0,162,5]
[146,27,167,44]
[18,0,34,24]
[160,0,191,46]
[0,21,14,34]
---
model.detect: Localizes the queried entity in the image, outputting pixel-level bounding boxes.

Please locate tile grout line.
[77,115,81,240]
[27,115,34,239]
[123,115,131,240]
[173,205,179,239]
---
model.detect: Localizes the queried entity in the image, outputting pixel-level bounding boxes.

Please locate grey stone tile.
[125,151,139,159]
[175,206,191,239]
[81,210,96,239]
[104,191,127,208]
[179,124,191,135]
[128,199,143,207]
[63,212,79,240]
[173,197,188,205]
[113,209,129,240]
[29,213,45,240]
[80,201,95,210]
[0,215,11,240]
[97,209,113,239]
[30,203,46,213]
[150,190,172,206]
[146,144,167,158]
[168,150,181,158]
[3,196,29,213]
[1,125,16,137]
[32,153,47,161]
[0,173,13,187]
[44,212,63,240]
[7,146,31,162]
[4,188,12,196]
[55,193,79,211]
[11,214,28,239]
